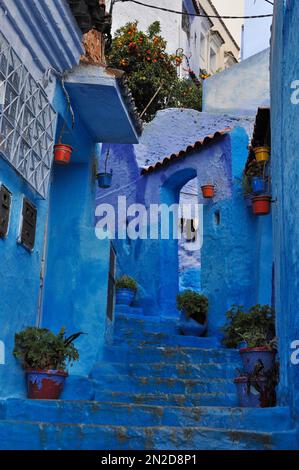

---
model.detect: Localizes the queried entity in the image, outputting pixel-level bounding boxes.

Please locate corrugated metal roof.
[141,128,231,175]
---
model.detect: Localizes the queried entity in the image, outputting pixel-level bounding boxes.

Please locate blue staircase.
[0,306,297,450]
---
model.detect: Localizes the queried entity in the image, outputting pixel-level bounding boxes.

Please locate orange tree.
[107,21,202,121]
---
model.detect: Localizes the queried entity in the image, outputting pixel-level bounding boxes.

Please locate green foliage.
[116,275,138,292]
[108,21,202,121]
[222,304,275,349]
[176,290,208,325]
[13,327,83,371]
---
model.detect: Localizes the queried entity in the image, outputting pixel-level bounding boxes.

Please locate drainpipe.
[241,24,245,61]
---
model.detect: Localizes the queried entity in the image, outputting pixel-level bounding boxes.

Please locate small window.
[210,47,217,73]
[19,198,37,251]
[214,210,221,226]
[0,184,11,238]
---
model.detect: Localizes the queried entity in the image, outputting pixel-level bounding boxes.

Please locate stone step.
[114,313,181,335]
[1,399,291,433]
[0,419,295,450]
[103,345,241,365]
[92,361,238,379]
[91,374,236,395]
[113,332,220,349]
[94,390,239,407]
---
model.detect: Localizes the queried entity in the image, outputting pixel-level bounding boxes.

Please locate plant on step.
[222,304,275,349]
[235,360,279,408]
[177,291,208,337]
[115,275,138,306]
[13,327,84,400]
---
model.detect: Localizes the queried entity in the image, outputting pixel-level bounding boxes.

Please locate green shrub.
[116,275,138,292]
[13,327,83,370]
[221,304,275,349]
[176,290,208,325]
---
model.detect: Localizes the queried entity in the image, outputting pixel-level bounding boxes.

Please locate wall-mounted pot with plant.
[245,160,267,195]
[201,183,215,199]
[177,290,208,337]
[97,147,113,189]
[222,304,276,373]
[13,327,83,399]
[115,275,138,306]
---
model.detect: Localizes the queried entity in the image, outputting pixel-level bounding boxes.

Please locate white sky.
[212,0,245,47]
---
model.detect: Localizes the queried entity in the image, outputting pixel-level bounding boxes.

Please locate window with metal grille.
[0,31,56,199]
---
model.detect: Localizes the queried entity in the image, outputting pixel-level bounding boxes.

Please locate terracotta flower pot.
[252,195,272,216]
[54,143,72,165]
[201,184,215,199]
[254,146,270,163]
[26,369,68,399]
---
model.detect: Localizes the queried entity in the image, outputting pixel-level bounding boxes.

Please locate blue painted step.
[113,332,220,349]
[92,361,239,379]
[0,420,296,450]
[0,399,291,432]
[94,390,239,407]
[102,345,241,365]
[91,374,236,395]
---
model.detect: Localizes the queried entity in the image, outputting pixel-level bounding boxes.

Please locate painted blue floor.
[0,306,297,450]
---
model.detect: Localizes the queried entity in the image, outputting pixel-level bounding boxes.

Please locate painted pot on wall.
[253,146,270,163]
[234,376,269,408]
[251,176,265,195]
[201,184,215,199]
[116,288,136,306]
[26,369,68,399]
[239,347,276,374]
[97,172,113,189]
[252,195,272,216]
[179,311,207,337]
[54,143,72,164]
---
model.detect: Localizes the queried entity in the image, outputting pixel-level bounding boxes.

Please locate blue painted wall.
[270,0,299,427]
[203,48,270,115]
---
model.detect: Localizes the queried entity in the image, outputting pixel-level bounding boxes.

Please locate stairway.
[0,306,296,450]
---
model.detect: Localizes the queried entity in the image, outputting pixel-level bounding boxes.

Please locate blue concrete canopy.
[65,64,140,144]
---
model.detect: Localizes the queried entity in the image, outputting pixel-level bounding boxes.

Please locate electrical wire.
[114,0,273,19]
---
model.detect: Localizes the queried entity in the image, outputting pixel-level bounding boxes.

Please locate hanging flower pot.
[251,176,265,195]
[201,184,215,199]
[97,171,113,189]
[254,146,270,163]
[252,195,272,216]
[54,143,72,165]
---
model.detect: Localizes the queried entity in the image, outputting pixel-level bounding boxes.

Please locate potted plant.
[253,146,270,163]
[13,327,83,399]
[222,304,276,373]
[97,147,113,189]
[234,361,278,408]
[252,195,272,216]
[115,275,138,306]
[177,290,208,337]
[54,140,73,165]
[201,184,215,199]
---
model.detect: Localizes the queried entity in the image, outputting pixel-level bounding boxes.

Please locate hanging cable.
[114,0,273,19]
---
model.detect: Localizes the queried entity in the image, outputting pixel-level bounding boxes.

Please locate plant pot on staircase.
[239,346,276,374]
[234,376,269,408]
[26,369,68,399]
[177,291,208,337]
[115,275,137,306]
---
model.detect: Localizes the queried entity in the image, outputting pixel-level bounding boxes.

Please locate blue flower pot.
[116,288,135,306]
[240,347,276,374]
[251,177,265,195]
[235,376,268,408]
[179,311,207,337]
[97,172,112,189]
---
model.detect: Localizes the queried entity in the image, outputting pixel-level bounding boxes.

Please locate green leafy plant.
[222,304,275,349]
[116,275,138,292]
[176,290,208,325]
[13,327,83,371]
[108,21,202,121]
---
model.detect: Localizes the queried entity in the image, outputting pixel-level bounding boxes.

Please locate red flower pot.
[201,184,215,199]
[26,369,68,399]
[54,143,72,165]
[252,195,271,216]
